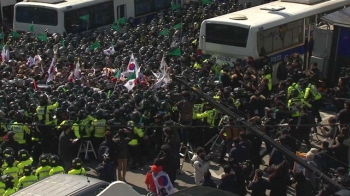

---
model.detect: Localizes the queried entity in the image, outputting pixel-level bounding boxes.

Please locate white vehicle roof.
[97,181,140,196]
[16,0,112,10]
[206,0,350,29]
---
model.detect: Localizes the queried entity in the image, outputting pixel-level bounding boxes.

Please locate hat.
[7,131,15,138]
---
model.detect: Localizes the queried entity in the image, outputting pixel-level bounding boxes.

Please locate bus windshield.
[16,6,58,26]
[205,23,249,47]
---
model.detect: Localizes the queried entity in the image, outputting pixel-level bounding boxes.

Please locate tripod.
[204,133,221,155]
[179,143,194,172]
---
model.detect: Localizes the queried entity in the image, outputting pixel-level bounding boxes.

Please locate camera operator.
[337,101,350,128]
[191,147,210,185]
[229,159,248,196]
[249,93,267,118]
[261,111,275,158]
[219,117,242,163]
[332,77,350,112]
[247,116,263,171]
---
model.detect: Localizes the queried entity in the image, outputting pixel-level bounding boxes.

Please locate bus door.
[116,4,126,19]
[1,0,18,25]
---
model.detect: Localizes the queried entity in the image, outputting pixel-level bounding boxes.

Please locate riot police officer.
[17,165,37,190]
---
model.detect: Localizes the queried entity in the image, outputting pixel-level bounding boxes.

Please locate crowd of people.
[0,0,348,196]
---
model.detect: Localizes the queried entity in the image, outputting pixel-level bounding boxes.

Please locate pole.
[174,76,343,191]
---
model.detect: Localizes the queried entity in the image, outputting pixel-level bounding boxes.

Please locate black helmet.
[3,147,14,157]
[39,154,50,166]
[262,65,272,75]
[72,158,82,169]
[39,94,48,106]
[291,89,299,98]
[18,149,29,161]
[23,165,32,176]
[2,174,14,185]
[50,154,59,167]
[5,155,15,166]
[130,111,141,122]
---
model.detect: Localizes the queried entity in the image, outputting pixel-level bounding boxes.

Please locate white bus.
[198,0,350,84]
[13,0,181,35]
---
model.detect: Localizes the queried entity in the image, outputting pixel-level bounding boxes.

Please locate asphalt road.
[83,111,335,196]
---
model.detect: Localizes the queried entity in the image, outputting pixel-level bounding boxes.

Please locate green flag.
[159,28,169,36]
[108,90,111,97]
[79,14,89,21]
[202,0,212,5]
[61,39,65,48]
[29,24,34,32]
[0,32,4,40]
[114,69,121,78]
[168,48,181,56]
[36,34,47,41]
[11,31,21,39]
[171,4,181,11]
[173,23,182,30]
[116,17,126,25]
[111,24,120,32]
[89,41,100,51]
[128,71,136,80]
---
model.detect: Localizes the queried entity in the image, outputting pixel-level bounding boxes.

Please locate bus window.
[135,0,153,17]
[2,5,14,24]
[64,1,114,34]
[205,23,249,47]
[117,4,126,19]
[257,19,303,55]
[16,6,58,26]
[154,0,171,10]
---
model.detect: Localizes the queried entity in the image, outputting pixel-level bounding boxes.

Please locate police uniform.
[36,102,59,125]
[0,181,5,195]
[3,166,19,187]
[3,187,16,196]
[36,102,59,154]
[68,168,86,176]
[128,120,144,169]
[49,166,65,176]
[287,83,303,99]
[304,83,322,122]
[288,97,311,118]
[92,118,107,152]
[77,115,96,139]
[17,158,33,176]
[17,175,37,189]
[11,122,30,149]
[35,165,51,180]
[263,73,272,91]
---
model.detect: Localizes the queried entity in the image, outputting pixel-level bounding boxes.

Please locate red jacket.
[145,165,163,193]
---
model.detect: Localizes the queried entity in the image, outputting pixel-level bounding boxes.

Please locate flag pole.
[87,17,89,32]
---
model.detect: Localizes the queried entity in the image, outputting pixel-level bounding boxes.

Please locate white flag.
[26,56,35,67]
[152,76,165,90]
[159,57,168,74]
[152,171,174,195]
[103,46,115,56]
[47,57,57,83]
[74,60,81,79]
[34,55,42,65]
[124,79,135,92]
[1,46,9,62]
